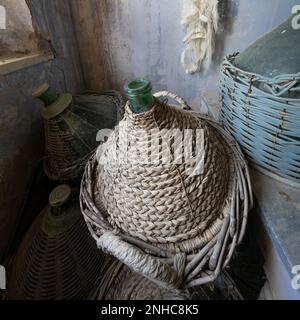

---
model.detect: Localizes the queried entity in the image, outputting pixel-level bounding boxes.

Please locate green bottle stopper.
[32,83,73,119]
[32,83,59,106]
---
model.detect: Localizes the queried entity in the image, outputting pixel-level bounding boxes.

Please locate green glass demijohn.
[235,16,300,78]
[6,185,105,300]
[32,84,123,182]
[234,16,300,98]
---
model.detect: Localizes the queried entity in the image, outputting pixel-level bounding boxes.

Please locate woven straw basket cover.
[6,186,105,300]
[80,91,252,290]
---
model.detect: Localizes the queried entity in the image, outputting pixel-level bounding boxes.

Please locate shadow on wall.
[213,0,238,71]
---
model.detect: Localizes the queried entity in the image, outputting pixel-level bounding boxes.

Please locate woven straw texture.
[220,54,300,186]
[80,91,252,289]
[94,256,246,300]
[44,91,123,182]
[6,194,105,300]
[95,257,188,300]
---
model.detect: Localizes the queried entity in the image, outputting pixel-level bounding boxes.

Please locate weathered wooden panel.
[70,0,111,91]
[0,0,83,262]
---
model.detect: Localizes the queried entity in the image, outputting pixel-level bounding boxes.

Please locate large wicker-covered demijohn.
[7,185,105,300]
[33,84,123,182]
[80,79,252,289]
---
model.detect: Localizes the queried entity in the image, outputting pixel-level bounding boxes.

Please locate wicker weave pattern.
[98,260,188,300]
[44,91,123,182]
[80,92,252,288]
[94,257,244,300]
[44,115,84,181]
[96,102,230,250]
[7,201,105,300]
[220,54,300,185]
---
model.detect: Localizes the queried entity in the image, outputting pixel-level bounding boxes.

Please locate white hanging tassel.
[181,0,220,74]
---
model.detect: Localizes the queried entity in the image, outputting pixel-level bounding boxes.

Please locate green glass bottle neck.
[38,87,59,106]
[128,92,154,114]
[125,79,155,114]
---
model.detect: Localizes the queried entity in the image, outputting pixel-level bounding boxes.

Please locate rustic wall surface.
[0,0,83,262]
[71,0,299,113]
[0,0,39,58]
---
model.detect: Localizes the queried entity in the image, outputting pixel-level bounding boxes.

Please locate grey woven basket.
[80,91,252,290]
[220,54,300,187]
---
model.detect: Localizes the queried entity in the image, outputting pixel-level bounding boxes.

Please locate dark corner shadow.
[212,0,240,72]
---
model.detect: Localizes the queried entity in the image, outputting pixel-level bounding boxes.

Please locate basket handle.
[98,231,183,290]
[154,91,191,110]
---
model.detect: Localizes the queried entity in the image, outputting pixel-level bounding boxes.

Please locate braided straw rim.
[80,92,252,288]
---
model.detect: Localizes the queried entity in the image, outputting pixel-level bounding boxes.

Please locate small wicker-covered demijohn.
[7,185,105,300]
[33,84,123,182]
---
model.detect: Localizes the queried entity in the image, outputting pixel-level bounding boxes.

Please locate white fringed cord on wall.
[181,0,220,74]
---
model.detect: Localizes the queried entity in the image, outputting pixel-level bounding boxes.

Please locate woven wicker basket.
[220,54,300,186]
[6,185,105,300]
[80,91,252,290]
